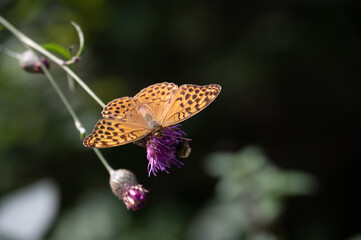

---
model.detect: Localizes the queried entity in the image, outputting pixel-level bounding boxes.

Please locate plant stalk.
[0,15,106,108]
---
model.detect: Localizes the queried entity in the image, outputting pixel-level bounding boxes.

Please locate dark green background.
[1,1,360,240]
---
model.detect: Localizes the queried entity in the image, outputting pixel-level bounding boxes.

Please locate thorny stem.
[0,16,113,173]
[0,15,106,108]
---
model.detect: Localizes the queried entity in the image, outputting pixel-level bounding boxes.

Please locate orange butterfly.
[83,82,221,148]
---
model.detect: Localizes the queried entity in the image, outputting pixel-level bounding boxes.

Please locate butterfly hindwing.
[83,118,149,148]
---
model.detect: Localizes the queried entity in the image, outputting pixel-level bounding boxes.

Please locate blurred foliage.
[0,180,59,240]
[348,235,361,240]
[1,0,361,240]
[48,191,190,240]
[188,146,315,240]
[21,146,312,240]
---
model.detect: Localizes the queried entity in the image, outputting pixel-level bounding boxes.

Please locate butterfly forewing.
[83,118,149,148]
[102,96,147,126]
[161,84,221,126]
[133,82,178,122]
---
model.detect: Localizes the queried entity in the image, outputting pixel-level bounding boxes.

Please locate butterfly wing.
[83,82,221,148]
[84,96,149,148]
[161,84,221,127]
[102,96,146,124]
[133,82,178,123]
[83,118,149,148]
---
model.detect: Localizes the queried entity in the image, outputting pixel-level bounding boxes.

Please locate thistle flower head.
[144,124,190,177]
[109,169,148,211]
[18,50,50,74]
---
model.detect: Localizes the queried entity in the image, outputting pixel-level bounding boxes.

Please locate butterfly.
[83,82,221,148]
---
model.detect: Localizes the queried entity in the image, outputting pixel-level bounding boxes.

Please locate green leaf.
[0,24,3,30]
[70,21,85,57]
[42,43,72,60]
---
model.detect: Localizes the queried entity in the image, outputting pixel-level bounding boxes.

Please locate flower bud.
[176,140,191,159]
[18,50,50,73]
[109,169,148,211]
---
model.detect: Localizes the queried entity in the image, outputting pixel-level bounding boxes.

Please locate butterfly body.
[137,106,161,131]
[84,82,221,148]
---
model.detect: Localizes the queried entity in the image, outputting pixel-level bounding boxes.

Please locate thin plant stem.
[0,15,106,108]
[20,41,113,173]
[25,47,85,136]
[0,45,21,58]
[93,148,114,173]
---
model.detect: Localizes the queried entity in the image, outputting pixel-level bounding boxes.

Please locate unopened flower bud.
[176,140,192,159]
[18,50,50,73]
[109,169,148,211]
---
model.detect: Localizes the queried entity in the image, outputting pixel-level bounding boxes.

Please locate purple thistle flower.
[145,124,189,177]
[122,185,147,211]
[109,169,148,211]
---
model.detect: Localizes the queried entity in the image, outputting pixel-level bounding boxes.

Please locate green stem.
[93,149,114,173]
[26,46,114,173]
[0,15,106,108]
[27,47,84,136]
[0,16,114,174]
[0,45,21,58]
